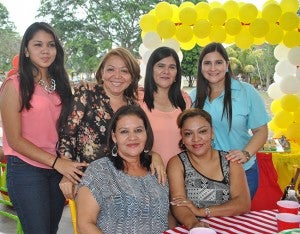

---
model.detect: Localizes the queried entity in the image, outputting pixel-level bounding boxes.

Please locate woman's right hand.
[59,176,78,200]
[54,157,88,184]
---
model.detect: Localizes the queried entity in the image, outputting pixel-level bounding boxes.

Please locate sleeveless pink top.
[1,74,61,169]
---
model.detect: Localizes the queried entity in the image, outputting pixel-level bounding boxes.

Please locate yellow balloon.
[282,31,300,48]
[225,18,242,35]
[265,24,284,45]
[273,110,294,129]
[179,7,197,25]
[157,19,176,39]
[239,3,258,24]
[209,25,226,43]
[273,129,288,138]
[281,94,300,112]
[171,4,180,24]
[235,27,254,50]
[253,36,265,45]
[286,122,300,143]
[140,14,157,32]
[261,3,282,23]
[293,109,300,123]
[193,19,211,38]
[280,0,299,13]
[208,7,227,26]
[249,18,270,38]
[175,25,193,43]
[270,99,283,114]
[179,1,195,10]
[195,2,211,20]
[224,34,235,44]
[279,12,299,31]
[195,36,210,47]
[209,1,222,8]
[155,2,173,21]
[180,36,196,50]
[268,120,277,132]
[223,0,239,19]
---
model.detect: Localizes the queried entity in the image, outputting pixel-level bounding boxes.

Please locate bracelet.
[204,207,211,217]
[51,156,59,168]
[242,150,251,161]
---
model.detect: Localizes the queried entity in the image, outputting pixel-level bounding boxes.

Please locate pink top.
[139,91,191,166]
[1,74,61,168]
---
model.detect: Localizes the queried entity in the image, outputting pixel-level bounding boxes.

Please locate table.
[163,210,278,234]
[271,143,300,191]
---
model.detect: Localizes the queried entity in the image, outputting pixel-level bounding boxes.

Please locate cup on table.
[189,227,217,234]
[277,213,300,232]
[277,200,300,214]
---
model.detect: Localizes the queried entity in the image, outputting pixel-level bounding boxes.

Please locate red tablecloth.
[163,210,278,234]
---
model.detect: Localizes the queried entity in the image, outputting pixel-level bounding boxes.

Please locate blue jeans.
[245,160,259,200]
[7,156,65,234]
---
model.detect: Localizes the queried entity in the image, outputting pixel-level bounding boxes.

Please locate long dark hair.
[143,46,186,111]
[194,42,233,129]
[18,22,72,131]
[107,105,153,171]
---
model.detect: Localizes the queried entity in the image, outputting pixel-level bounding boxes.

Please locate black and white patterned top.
[178,150,230,209]
[79,157,169,234]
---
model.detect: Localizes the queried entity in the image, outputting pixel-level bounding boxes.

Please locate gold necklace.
[38,78,56,93]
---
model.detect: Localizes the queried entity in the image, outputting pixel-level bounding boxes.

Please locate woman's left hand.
[150,151,167,186]
[170,197,199,215]
[226,150,248,164]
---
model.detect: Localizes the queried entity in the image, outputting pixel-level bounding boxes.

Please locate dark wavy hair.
[143,46,186,111]
[95,47,141,101]
[18,22,72,131]
[177,108,213,150]
[107,105,153,171]
[194,42,233,129]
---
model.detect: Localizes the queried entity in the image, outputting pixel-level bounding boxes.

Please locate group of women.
[0,22,270,234]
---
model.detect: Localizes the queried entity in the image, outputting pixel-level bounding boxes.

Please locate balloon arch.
[138,0,300,143]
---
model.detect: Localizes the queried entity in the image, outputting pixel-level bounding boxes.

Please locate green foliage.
[0,3,21,79]
[181,45,202,87]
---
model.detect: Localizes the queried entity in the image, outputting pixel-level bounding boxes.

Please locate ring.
[182,200,187,203]
[163,172,166,175]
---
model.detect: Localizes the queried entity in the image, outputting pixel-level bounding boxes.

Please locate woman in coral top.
[0,22,87,233]
[139,47,191,166]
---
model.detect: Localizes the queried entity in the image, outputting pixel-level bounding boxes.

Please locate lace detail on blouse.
[178,150,230,208]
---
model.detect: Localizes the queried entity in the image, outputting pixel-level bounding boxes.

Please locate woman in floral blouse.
[58,47,166,199]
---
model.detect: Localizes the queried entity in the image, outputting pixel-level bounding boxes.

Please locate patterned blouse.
[58,84,135,163]
[178,151,230,209]
[79,157,169,234]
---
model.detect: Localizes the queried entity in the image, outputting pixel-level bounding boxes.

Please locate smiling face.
[153,56,177,90]
[181,116,214,157]
[101,55,132,97]
[112,114,147,160]
[25,30,56,71]
[201,51,229,85]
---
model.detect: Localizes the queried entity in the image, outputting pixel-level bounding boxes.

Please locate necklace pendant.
[38,78,56,94]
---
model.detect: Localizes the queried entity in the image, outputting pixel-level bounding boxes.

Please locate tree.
[0,3,21,79]
[37,0,161,77]
[181,45,202,87]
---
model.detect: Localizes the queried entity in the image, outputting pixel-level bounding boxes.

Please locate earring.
[112,143,118,157]
[226,68,229,73]
[143,149,149,154]
[211,139,215,148]
[179,140,186,150]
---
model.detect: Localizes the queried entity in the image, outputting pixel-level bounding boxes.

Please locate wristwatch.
[242,150,251,161]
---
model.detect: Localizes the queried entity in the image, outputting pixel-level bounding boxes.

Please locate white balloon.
[139,43,148,57]
[162,38,181,52]
[177,50,183,63]
[142,32,162,49]
[267,82,284,99]
[288,46,300,66]
[141,49,153,65]
[274,44,290,61]
[273,73,282,83]
[296,68,300,81]
[275,60,297,77]
[279,75,300,94]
